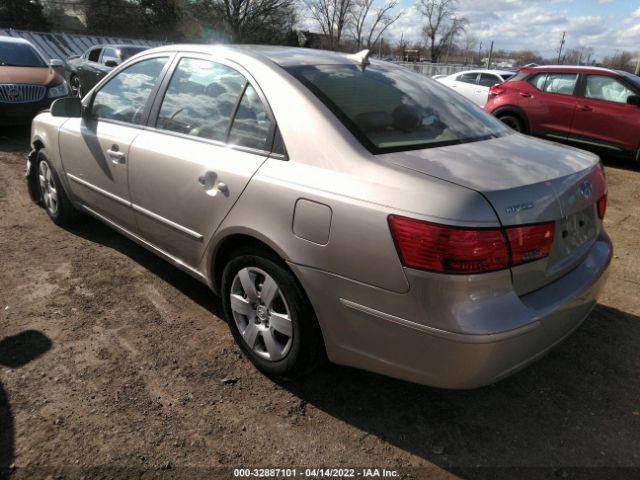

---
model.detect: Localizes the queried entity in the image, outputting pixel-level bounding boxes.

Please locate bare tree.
[419,0,467,62]
[187,0,297,43]
[351,0,402,50]
[304,0,354,50]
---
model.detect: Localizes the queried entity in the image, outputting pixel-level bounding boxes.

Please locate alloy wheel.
[38,161,58,216]
[230,267,293,362]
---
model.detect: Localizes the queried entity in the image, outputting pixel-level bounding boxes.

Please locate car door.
[79,47,102,91]
[450,72,479,101]
[127,55,274,267]
[475,73,505,106]
[97,46,119,82]
[59,55,171,232]
[523,72,578,138]
[570,74,640,151]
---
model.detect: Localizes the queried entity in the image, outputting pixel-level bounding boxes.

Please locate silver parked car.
[27,45,612,389]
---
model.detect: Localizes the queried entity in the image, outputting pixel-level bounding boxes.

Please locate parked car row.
[0,35,148,124]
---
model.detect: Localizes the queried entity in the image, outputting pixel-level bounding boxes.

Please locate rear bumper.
[291,232,612,389]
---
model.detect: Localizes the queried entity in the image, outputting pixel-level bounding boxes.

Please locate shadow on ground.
[0,331,52,480]
[65,217,225,319]
[62,216,640,476]
[0,127,30,154]
[285,304,640,477]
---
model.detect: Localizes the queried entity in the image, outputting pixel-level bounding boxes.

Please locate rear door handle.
[519,92,532,98]
[578,105,593,112]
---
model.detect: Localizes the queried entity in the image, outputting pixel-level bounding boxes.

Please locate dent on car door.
[127,56,273,268]
[570,75,640,151]
[59,56,170,232]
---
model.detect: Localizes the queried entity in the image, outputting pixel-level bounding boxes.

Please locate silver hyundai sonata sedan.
[27,45,612,388]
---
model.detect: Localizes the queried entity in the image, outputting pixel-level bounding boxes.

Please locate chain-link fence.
[392,62,480,77]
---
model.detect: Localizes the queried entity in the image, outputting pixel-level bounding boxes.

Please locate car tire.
[36,149,81,226]
[70,74,83,98]
[221,247,325,379]
[498,113,526,133]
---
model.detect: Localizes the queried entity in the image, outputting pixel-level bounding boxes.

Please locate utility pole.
[477,41,482,66]
[557,32,566,64]
[486,41,494,69]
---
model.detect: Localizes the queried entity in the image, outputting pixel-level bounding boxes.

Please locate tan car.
[0,36,69,124]
[27,45,611,389]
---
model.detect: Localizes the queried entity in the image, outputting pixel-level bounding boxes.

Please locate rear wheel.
[221,249,325,378]
[37,150,80,226]
[498,113,526,133]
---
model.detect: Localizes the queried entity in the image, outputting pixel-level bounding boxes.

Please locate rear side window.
[457,72,478,84]
[91,57,168,124]
[529,73,577,95]
[228,84,273,151]
[156,57,246,142]
[478,74,500,87]
[585,75,635,104]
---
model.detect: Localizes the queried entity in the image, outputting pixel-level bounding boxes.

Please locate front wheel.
[221,250,325,378]
[37,150,80,226]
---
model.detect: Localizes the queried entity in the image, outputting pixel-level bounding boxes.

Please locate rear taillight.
[489,85,505,96]
[506,223,555,265]
[388,215,555,274]
[597,192,607,219]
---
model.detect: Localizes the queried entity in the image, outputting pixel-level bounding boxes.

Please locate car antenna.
[347,49,371,71]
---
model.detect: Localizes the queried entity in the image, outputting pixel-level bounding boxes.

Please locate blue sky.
[305,0,640,60]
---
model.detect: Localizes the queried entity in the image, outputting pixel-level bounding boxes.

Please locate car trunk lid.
[379,133,606,294]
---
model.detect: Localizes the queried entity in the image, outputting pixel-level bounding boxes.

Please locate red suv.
[484,66,640,161]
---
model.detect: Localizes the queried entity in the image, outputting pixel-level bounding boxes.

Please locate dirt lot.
[1,126,639,480]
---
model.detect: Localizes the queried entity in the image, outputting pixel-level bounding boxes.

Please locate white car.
[436,69,516,106]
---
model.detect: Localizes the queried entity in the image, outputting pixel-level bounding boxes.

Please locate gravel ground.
[1,125,639,480]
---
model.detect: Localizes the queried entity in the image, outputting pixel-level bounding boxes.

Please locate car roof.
[147,44,376,67]
[89,44,147,50]
[451,69,515,76]
[0,35,33,45]
[522,65,619,75]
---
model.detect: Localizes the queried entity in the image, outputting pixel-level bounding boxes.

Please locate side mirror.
[104,60,118,68]
[51,96,82,118]
[627,95,640,107]
[49,58,64,67]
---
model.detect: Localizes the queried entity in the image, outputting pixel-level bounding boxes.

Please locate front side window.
[102,48,118,65]
[457,72,478,84]
[228,84,273,150]
[88,48,101,62]
[585,75,635,104]
[91,56,168,124]
[156,57,246,142]
[529,72,577,95]
[0,42,45,67]
[288,63,511,153]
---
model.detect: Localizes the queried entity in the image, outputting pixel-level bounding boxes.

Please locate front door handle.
[107,145,125,164]
[578,105,593,112]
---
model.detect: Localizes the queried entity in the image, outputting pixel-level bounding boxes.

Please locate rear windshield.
[287,63,511,153]
[0,42,46,67]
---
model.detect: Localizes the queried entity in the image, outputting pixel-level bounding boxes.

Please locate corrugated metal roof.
[0,28,161,62]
